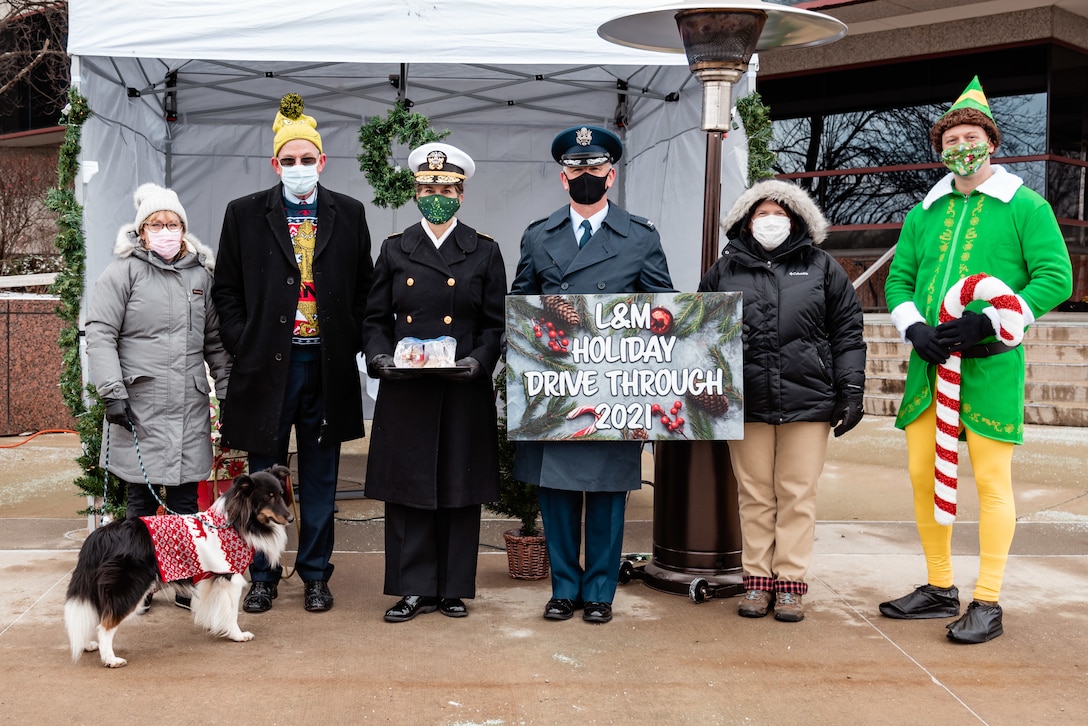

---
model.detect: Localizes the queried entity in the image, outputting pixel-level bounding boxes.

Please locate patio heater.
[598,2,846,599]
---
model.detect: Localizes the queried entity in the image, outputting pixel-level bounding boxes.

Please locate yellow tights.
[905,402,1015,602]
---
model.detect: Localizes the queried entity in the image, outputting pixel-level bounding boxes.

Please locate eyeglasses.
[145,222,182,232]
[278,157,319,167]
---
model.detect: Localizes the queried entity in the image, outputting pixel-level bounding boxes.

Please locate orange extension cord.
[0,429,79,448]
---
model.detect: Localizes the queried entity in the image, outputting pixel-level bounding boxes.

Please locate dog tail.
[64,597,98,662]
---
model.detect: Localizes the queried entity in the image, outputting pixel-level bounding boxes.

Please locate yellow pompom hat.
[272,93,322,157]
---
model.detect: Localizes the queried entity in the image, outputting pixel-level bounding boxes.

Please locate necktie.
[578,220,593,249]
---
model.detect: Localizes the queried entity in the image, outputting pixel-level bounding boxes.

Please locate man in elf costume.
[881,77,1072,643]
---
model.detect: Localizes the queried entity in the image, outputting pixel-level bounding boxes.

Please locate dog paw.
[103,657,127,668]
[86,641,99,652]
[230,630,254,642]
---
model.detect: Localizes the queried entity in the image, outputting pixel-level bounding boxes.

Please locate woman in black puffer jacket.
[699,179,866,623]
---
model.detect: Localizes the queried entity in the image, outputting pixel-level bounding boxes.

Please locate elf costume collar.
[922,164,1023,210]
[140,505,254,583]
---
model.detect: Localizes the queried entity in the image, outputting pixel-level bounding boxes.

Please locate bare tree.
[0,1,69,117]
[0,146,58,261]
[771,94,1047,226]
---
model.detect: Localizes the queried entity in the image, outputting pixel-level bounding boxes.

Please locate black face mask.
[566,171,610,205]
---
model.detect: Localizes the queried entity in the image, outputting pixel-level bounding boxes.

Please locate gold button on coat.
[447,277,455,286]
[443,316,452,324]
[406,315,413,324]
[406,278,414,286]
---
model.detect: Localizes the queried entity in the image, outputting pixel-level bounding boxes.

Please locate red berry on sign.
[561,338,569,346]
[660,416,670,425]
[676,417,685,426]
[670,406,679,415]
[673,401,682,410]
[651,403,662,414]
[535,330,543,338]
[546,321,555,329]
[558,330,565,337]
[548,330,557,339]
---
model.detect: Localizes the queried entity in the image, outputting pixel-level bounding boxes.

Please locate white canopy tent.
[68,0,755,294]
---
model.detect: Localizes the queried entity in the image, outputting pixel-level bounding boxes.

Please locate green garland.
[736,91,776,186]
[46,88,125,519]
[357,103,449,209]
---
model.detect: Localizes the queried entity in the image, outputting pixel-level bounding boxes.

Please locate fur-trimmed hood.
[114,225,216,273]
[721,179,829,245]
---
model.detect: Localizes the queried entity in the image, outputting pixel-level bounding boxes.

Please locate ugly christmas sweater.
[885,165,1072,443]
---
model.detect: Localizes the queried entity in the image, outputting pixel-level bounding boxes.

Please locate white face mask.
[280,164,319,197]
[146,228,182,259]
[751,215,792,251]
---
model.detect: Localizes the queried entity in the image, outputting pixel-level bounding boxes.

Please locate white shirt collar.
[422,218,458,248]
[283,186,319,206]
[570,202,610,235]
[921,165,1023,209]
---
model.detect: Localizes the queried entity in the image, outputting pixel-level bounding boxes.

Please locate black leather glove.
[741,323,750,353]
[441,357,482,381]
[104,398,134,431]
[905,322,949,365]
[217,399,226,422]
[934,310,995,353]
[831,386,864,437]
[368,354,417,381]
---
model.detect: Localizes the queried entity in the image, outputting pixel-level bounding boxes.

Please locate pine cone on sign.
[542,295,580,329]
[689,391,730,416]
[630,428,649,441]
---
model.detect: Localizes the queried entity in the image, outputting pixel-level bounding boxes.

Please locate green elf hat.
[948,76,993,119]
[929,76,1001,154]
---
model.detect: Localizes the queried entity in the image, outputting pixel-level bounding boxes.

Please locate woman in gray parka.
[86,184,230,531]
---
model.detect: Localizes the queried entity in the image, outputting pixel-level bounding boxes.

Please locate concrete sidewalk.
[1,416,1086,725]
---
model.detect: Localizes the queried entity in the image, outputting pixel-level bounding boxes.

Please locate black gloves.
[368,354,416,381]
[367,353,395,378]
[217,399,226,422]
[441,357,482,381]
[104,398,134,431]
[905,322,949,365]
[934,310,994,353]
[831,385,864,437]
[740,323,750,352]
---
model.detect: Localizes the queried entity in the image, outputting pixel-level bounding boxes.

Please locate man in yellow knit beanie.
[214,93,373,615]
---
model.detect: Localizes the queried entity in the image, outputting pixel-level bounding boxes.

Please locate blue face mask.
[280,164,319,197]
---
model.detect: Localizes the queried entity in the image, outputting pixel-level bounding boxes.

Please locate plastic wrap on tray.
[393,336,458,368]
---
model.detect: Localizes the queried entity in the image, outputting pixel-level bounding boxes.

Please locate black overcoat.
[362,221,506,509]
[212,183,373,454]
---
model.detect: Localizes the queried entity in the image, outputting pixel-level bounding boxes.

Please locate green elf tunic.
[885,165,1073,444]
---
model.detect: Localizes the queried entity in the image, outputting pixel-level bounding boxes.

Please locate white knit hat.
[133,183,188,230]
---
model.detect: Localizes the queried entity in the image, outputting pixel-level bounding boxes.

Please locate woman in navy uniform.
[363,143,506,622]
[510,125,674,624]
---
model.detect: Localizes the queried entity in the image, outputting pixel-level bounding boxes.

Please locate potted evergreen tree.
[491,366,549,580]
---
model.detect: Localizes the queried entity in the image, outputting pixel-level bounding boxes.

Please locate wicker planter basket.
[503,528,549,580]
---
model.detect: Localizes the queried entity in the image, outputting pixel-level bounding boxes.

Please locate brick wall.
[0,295,76,435]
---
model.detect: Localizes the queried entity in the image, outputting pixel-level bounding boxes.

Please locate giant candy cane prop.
[933,273,1024,525]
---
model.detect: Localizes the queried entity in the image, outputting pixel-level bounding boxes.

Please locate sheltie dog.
[64,465,294,667]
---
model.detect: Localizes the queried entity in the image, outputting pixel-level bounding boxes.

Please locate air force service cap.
[408,142,475,184]
[551,125,623,167]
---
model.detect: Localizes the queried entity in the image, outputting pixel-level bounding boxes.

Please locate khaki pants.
[728,421,830,586]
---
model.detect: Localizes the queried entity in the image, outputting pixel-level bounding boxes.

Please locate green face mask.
[941,140,990,177]
[417,194,460,224]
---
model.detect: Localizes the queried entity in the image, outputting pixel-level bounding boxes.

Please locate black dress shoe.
[384,595,438,622]
[543,598,582,621]
[439,598,468,618]
[879,584,960,619]
[243,581,278,613]
[583,601,613,624]
[304,580,334,612]
[947,601,1003,643]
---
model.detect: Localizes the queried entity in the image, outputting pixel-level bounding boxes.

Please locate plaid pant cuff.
[742,575,777,592]
[774,580,808,596]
